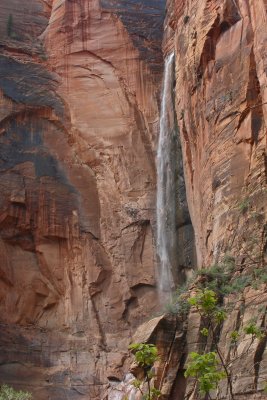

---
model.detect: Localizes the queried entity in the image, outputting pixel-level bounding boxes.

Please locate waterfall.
[156,52,176,294]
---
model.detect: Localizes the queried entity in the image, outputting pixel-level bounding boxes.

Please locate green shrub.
[188,289,218,315]
[222,275,252,294]
[243,323,264,340]
[196,263,233,296]
[129,343,158,368]
[164,282,192,316]
[259,273,267,284]
[197,264,226,280]
[0,385,32,400]
[230,331,240,343]
[221,254,236,270]
[238,197,250,213]
[129,343,161,399]
[213,308,227,323]
[200,328,209,337]
[185,352,226,395]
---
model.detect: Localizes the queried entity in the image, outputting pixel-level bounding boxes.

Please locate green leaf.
[213,309,226,323]
[129,343,158,368]
[132,379,142,389]
[200,328,209,337]
[188,289,218,315]
[188,297,197,306]
[230,330,240,343]
[244,323,264,339]
[185,352,225,395]
[151,387,161,398]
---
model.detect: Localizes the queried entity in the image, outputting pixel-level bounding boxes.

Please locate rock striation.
[0,0,166,398]
[169,0,267,270]
[142,0,267,399]
[0,0,266,399]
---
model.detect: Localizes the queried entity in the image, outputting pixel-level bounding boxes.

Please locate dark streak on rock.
[100,0,166,74]
[0,55,64,117]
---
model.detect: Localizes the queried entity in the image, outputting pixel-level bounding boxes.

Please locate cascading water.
[156,52,177,294]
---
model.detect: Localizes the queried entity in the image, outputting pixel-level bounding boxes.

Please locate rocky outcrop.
[106,314,187,399]
[123,285,267,399]
[0,0,165,398]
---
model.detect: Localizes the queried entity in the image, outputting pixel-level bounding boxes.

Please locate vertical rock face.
[150,0,267,399]
[0,0,165,398]
[169,0,267,269]
[1,0,266,399]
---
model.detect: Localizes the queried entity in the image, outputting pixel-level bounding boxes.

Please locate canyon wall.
[169,0,267,269]
[0,1,166,398]
[0,0,266,399]
[144,0,267,399]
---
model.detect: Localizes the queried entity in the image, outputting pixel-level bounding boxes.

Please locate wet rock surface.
[156,0,267,398]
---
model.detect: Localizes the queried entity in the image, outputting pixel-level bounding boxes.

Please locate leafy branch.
[129,343,161,400]
[185,289,266,399]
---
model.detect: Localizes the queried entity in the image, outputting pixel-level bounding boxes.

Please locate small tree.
[184,352,226,395]
[185,288,266,399]
[129,343,161,400]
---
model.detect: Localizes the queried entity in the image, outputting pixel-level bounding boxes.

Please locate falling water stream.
[108,52,179,400]
[156,52,176,295]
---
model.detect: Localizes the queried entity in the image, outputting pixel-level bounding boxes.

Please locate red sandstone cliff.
[108,1,267,399]
[136,1,267,399]
[0,0,266,399]
[0,1,165,398]
[170,0,267,270]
